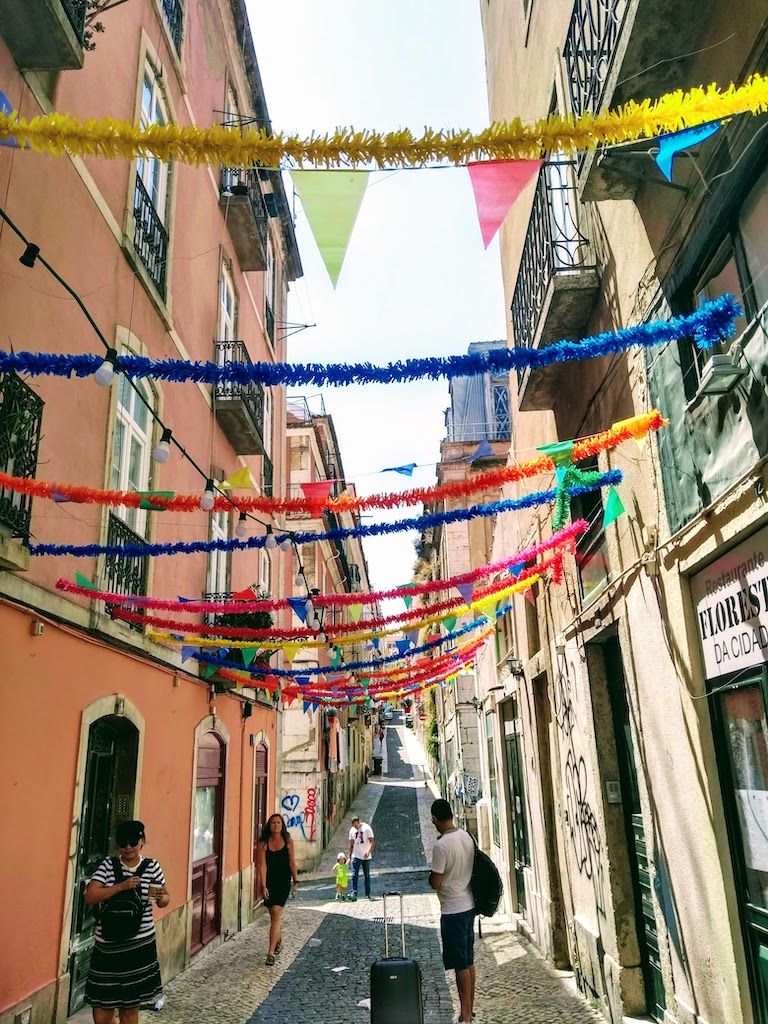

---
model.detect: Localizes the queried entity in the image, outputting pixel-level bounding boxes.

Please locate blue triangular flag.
[181,645,198,663]
[655,121,720,182]
[395,638,411,656]
[405,630,419,648]
[303,700,312,714]
[287,597,308,624]
[466,440,494,462]
[383,463,418,476]
[372,637,380,651]
[296,675,310,687]
[179,596,194,603]
[456,582,474,606]
[509,562,525,578]
[0,92,20,149]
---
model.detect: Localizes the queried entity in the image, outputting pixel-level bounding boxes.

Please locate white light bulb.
[200,479,215,511]
[265,529,278,550]
[319,632,327,643]
[305,599,314,615]
[294,572,306,588]
[279,537,292,551]
[153,440,170,463]
[235,513,248,538]
[311,615,321,631]
[94,358,116,387]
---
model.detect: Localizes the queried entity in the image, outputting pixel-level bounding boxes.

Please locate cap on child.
[338,853,346,861]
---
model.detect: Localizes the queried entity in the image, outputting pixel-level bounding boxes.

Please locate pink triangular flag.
[301,481,334,505]
[466,160,543,248]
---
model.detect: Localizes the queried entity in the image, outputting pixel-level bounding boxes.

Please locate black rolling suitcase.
[370,891,424,1024]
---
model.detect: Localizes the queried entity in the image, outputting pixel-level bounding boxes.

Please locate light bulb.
[235,512,248,538]
[94,348,118,387]
[311,615,321,631]
[318,632,327,643]
[294,572,306,588]
[153,428,172,464]
[305,599,314,615]
[264,527,278,550]
[200,478,216,511]
[279,537,292,551]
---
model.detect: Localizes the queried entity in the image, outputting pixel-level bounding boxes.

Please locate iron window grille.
[104,512,149,629]
[62,0,87,40]
[510,160,596,351]
[563,0,630,120]
[161,0,184,53]
[133,175,169,296]
[0,372,43,541]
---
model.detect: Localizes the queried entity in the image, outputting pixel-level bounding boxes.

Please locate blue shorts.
[440,908,476,970]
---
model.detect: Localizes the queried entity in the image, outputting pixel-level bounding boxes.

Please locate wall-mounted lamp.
[555,633,566,655]
[697,353,748,396]
[508,656,524,677]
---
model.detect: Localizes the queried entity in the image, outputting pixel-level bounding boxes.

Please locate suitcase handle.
[382,891,406,958]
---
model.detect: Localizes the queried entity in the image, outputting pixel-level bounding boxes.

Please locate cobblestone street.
[144,722,602,1024]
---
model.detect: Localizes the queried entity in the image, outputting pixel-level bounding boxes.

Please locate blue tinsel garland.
[0,296,738,387]
[29,470,621,557]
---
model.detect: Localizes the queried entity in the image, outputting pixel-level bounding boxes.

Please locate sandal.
[265,954,276,966]
[275,942,282,954]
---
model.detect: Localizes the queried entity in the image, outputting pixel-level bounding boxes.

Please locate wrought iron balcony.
[105,513,149,630]
[564,0,710,198]
[0,371,43,543]
[262,453,274,497]
[213,341,267,456]
[510,160,598,411]
[203,591,232,629]
[0,0,86,70]
[161,0,183,54]
[133,176,169,296]
[220,168,269,272]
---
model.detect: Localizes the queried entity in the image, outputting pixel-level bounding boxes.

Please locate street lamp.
[698,353,748,396]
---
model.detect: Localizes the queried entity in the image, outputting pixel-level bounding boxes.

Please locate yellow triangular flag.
[635,435,647,453]
[349,605,364,623]
[291,170,369,287]
[283,643,302,665]
[221,466,255,489]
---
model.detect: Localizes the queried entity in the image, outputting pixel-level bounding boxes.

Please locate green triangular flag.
[404,596,413,610]
[349,604,364,623]
[291,170,369,287]
[137,490,174,511]
[241,647,259,667]
[75,571,99,591]
[204,662,219,679]
[538,439,574,464]
[329,647,342,669]
[443,615,458,633]
[602,487,625,529]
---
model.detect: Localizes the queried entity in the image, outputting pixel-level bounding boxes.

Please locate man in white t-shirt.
[429,799,476,1024]
[347,814,374,900]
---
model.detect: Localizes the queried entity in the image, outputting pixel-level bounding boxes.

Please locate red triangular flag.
[301,481,334,505]
[232,587,257,601]
[467,160,543,248]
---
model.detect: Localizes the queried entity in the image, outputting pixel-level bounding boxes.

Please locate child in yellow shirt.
[335,853,349,901]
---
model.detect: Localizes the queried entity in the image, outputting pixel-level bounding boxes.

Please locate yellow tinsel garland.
[1,76,766,168]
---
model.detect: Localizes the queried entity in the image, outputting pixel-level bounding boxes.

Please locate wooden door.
[253,743,268,904]
[191,732,224,954]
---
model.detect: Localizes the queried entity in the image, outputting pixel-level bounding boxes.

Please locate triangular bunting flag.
[181,645,198,663]
[403,595,413,610]
[204,662,219,679]
[613,416,650,453]
[300,480,335,505]
[137,490,174,510]
[242,647,259,667]
[0,91,21,149]
[395,638,411,656]
[233,587,257,601]
[349,604,364,623]
[220,466,255,489]
[524,585,536,607]
[283,643,302,664]
[303,700,313,714]
[655,121,720,182]
[467,440,494,462]
[287,597,308,624]
[466,159,543,247]
[538,439,574,485]
[329,647,342,669]
[291,170,369,286]
[443,615,458,633]
[456,582,474,607]
[405,630,419,649]
[382,463,418,476]
[296,675,310,687]
[602,487,625,529]
[75,571,99,591]
[509,562,525,578]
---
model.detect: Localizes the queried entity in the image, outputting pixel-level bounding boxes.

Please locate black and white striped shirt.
[91,855,166,943]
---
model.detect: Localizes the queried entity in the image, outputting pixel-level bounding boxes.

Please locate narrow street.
[145,719,602,1024]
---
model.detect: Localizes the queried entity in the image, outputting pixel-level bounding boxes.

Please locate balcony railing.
[203,591,232,628]
[510,160,599,410]
[62,0,86,40]
[262,453,274,496]
[133,176,169,296]
[0,372,43,541]
[0,0,86,70]
[161,0,183,54]
[563,0,629,121]
[220,168,269,272]
[213,341,267,455]
[105,513,149,629]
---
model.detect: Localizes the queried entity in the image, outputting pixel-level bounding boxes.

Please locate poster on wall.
[691,526,768,679]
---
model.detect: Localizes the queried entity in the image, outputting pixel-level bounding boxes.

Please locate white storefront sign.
[691,526,768,679]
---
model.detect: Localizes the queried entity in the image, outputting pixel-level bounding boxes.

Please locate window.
[486,713,499,845]
[265,237,276,344]
[492,382,510,439]
[260,549,271,595]
[206,499,230,595]
[137,68,169,218]
[218,264,237,341]
[134,66,170,294]
[263,388,272,457]
[111,373,153,537]
[682,164,768,396]
[571,456,610,606]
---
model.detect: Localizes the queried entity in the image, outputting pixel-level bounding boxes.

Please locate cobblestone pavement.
[140,722,602,1024]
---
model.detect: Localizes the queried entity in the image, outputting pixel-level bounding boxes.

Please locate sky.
[249,0,508,595]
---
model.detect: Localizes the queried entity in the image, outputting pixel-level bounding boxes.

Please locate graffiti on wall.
[554,666,606,917]
[281,788,318,843]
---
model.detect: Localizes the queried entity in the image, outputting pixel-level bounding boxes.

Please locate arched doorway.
[191,731,225,954]
[252,742,268,904]
[68,715,139,1014]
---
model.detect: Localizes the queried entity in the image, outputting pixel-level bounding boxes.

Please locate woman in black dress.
[258,814,298,965]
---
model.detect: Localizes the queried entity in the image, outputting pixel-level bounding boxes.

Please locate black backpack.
[467,832,503,917]
[100,857,152,941]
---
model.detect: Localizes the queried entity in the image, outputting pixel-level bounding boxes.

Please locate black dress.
[264,841,292,908]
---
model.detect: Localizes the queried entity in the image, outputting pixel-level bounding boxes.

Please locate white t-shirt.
[349,822,374,860]
[91,855,166,943]
[430,829,475,915]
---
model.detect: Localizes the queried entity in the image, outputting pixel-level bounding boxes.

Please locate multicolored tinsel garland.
[0,411,664,515]
[54,519,585,609]
[0,297,737,390]
[1,77,766,165]
[31,473,619,558]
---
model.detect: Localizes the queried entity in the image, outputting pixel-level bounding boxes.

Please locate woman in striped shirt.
[84,820,169,1024]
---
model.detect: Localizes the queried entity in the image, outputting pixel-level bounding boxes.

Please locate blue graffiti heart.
[282,794,300,812]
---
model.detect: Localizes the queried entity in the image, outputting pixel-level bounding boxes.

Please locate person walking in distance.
[258,814,299,965]
[347,814,374,901]
[428,799,476,1024]
[335,853,349,901]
